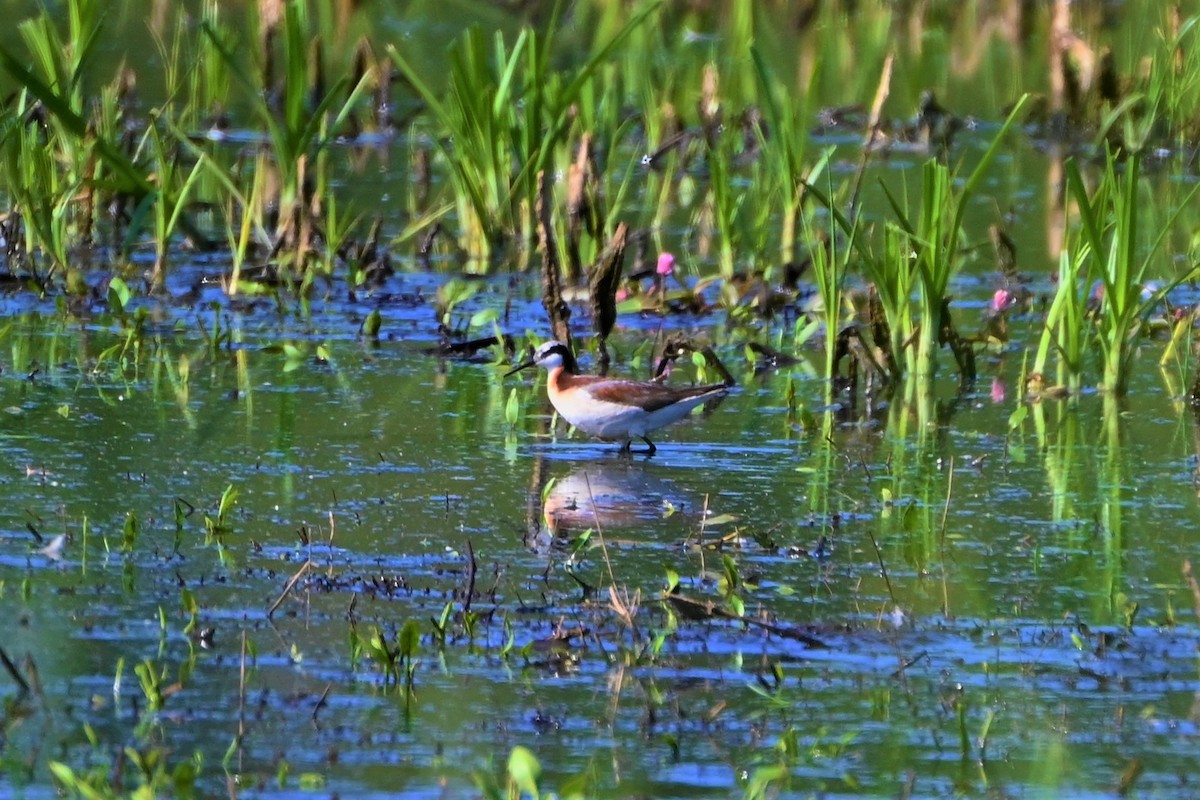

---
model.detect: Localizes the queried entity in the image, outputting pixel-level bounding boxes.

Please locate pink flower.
[990,289,1015,313]
[656,252,676,276]
[991,376,1006,404]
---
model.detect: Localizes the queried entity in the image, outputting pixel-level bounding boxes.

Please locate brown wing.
[580,377,727,413]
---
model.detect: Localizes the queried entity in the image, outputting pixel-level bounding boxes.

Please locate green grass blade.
[492,29,527,119]
[0,47,151,196]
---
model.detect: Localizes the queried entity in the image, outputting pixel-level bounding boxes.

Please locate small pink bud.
[991,376,1006,404]
[656,252,676,276]
[991,289,1015,312]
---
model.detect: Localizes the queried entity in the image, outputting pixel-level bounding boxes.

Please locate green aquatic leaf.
[664,568,679,593]
[107,276,130,314]
[398,619,421,660]
[470,308,500,329]
[505,388,520,427]
[282,343,306,361]
[298,772,326,790]
[362,309,382,339]
[506,746,541,796]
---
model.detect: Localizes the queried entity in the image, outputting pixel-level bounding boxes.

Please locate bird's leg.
[640,436,657,455]
[618,439,633,454]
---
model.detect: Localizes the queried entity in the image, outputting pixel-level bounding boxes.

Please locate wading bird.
[505,340,729,454]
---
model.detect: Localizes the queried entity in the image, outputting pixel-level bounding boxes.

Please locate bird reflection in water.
[537,461,693,539]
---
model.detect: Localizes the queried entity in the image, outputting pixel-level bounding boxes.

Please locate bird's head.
[505,340,573,376]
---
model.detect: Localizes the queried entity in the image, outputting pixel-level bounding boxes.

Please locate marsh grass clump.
[0,0,160,286]
[799,96,1028,400]
[1035,152,1200,395]
[0,0,1193,321]
[197,0,379,277]
[389,5,658,269]
[0,0,385,296]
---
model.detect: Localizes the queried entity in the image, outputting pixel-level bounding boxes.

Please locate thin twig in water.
[866,528,897,607]
[939,456,955,545]
[665,593,827,648]
[608,585,642,640]
[849,51,894,213]
[584,472,645,643]
[463,539,477,616]
[0,646,29,694]
[312,682,332,726]
[583,472,616,588]
[696,493,710,578]
[267,559,313,619]
[1117,758,1144,797]
[890,650,928,678]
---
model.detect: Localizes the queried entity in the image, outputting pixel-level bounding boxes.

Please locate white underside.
[551,390,719,440]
